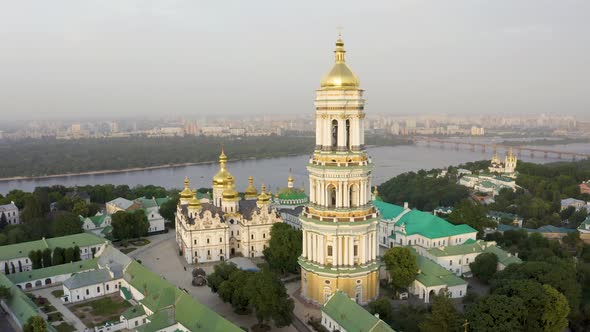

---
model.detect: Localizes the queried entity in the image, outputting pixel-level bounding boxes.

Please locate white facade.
[0,202,20,225]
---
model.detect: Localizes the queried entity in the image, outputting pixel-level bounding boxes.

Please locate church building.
[299,36,380,305]
[175,150,282,264]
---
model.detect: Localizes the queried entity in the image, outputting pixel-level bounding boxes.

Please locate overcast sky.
[0,0,589,121]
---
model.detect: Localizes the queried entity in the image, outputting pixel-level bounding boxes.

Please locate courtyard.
[69,293,132,328]
[128,233,299,332]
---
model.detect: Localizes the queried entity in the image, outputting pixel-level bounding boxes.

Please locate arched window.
[345,119,351,150]
[349,184,359,207]
[327,185,337,208]
[331,120,338,148]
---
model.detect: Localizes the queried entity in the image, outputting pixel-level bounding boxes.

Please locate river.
[1,143,588,195]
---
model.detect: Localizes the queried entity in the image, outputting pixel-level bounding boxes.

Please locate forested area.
[0,134,410,178]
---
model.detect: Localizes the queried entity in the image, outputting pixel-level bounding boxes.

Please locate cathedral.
[299,36,380,305]
[175,150,282,264]
[489,147,518,175]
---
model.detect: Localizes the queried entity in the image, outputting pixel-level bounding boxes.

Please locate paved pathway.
[31,286,87,332]
[131,236,296,331]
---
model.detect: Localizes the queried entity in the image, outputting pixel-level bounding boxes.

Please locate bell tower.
[299,35,380,305]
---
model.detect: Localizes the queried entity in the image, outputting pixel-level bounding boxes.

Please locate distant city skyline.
[1,1,589,121]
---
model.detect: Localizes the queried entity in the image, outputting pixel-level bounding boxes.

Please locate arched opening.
[327,185,337,208]
[323,286,332,302]
[349,184,359,207]
[331,120,338,148]
[355,285,362,303]
[346,119,351,150]
[18,261,22,273]
[25,283,32,289]
[45,278,52,285]
[35,280,42,287]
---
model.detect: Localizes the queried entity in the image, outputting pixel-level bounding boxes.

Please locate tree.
[419,293,461,332]
[0,285,11,300]
[247,268,294,327]
[6,227,26,244]
[218,270,252,313]
[448,199,493,235]
[73,245,81,261]
[382,247,419,290]
[263,223,302,274]
[465,295,526,332]
[368,298,393,323]
[112,210,149,240]
[72,199,89,217]
[51,212,83,237]
[23,315,47,332]
[28,250,42,270]
[207,262,239,293]
[0,212,7,229]
[64,247,75,263]
[469,252,498,283]
[492,280,569,332]
[492,258,581,317]
[52,247,65,266]
[42,248,52,268]
[159,194,179,222]
[21,196,43,223]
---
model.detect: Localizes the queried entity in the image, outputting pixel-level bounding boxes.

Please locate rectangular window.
[220,237,222,243]
[106,284,109,291]
[251,234,254,240]
[97,286,100,292]
[466,258,469,264]
[194,239,197,245]
[86,289,89,295]
[353,245,358,256]
[450,260,453,266]
[328,246,333,256]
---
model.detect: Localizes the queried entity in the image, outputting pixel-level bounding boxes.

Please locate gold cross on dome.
[336,25,343,37]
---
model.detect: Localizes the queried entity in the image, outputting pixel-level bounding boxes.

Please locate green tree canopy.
[368,298,393,323]
[465,294,526,332]
[383,247,419,290]
[263,223,302,274]
[469,252,498,284]
[419,293,461,332]
[158,193,179,223]
[23,315,47,332]
[51,212,83,237]
[448,199,494,235]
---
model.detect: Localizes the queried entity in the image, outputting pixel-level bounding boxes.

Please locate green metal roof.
[7,259,98,284]
[426,239,486,257]
[124,261,242,332]
[395,209,476,239]
[373,200,405,220]
[120,286,132,300]
[277,188,308,201]
[0,273,40,327]
[322,291,395,332]
[137,308,176,332]
[483,245,522,266]
[121,304,146,320]
[0,233,107,261]
[414,253,466,288]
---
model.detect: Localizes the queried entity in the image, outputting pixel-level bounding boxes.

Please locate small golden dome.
[179,177,194,199]
[188,191,201,210]
[213,149,233,187]
[320,36,359,89]
[244,176,258,199]
[222,187,239,199]
[257,184,271,203]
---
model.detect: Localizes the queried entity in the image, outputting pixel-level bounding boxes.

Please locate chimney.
[404,202,409,209]
[374,313,380,319]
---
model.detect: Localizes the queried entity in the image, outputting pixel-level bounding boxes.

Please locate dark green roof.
[414,253,466,288]
[0,233,107,261]
[395,210,476,239]
[7,259,98,284]
[0,274,40,327]
[322,291,395,332]
[121,305,146,320]
[373,200,405,220]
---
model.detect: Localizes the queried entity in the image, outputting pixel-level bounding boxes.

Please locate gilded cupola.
[244,176,258,200]
[320,35,360,89]
[188,191,201,211]
[179,177,194,201]
[257,183,271,204]
[213,148,234,187]
[222,175,239,200]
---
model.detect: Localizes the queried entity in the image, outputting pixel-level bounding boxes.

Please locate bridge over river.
[410,136,590,161]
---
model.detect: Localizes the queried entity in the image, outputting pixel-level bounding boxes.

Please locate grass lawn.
[41,304,58,314]
[53,322,76,332]
[47,312,63,322]
[120,247,137,254]
[70,294,132,327]
[51,290,64,298]
[131,239,150,246]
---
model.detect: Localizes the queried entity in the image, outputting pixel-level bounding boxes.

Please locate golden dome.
[213,149,233,187]
[320,36,359,89]
[244,176,258,199]
[257,183,271,203]
[222,187,239,200]
[188,191,201,210]
[179,177,194,199]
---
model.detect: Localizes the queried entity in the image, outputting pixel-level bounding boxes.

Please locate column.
[320,236,325,265]
[343,236,348,266]
[333,235,338,266]
[301,231,307,258]
[360,234,366,264]
[349,236,354,266]
[308,232,312,260]
[312,233,317,262]
[324,118,331,148]
[338,118,346,150]
[368,233,373,262]
[344,181,349,208]
[373,232,378,260]
[315,115,322,147]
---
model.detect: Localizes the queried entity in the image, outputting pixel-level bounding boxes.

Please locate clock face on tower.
[299,36,380,306]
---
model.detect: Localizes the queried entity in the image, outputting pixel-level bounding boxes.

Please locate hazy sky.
[1,0,589,121]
